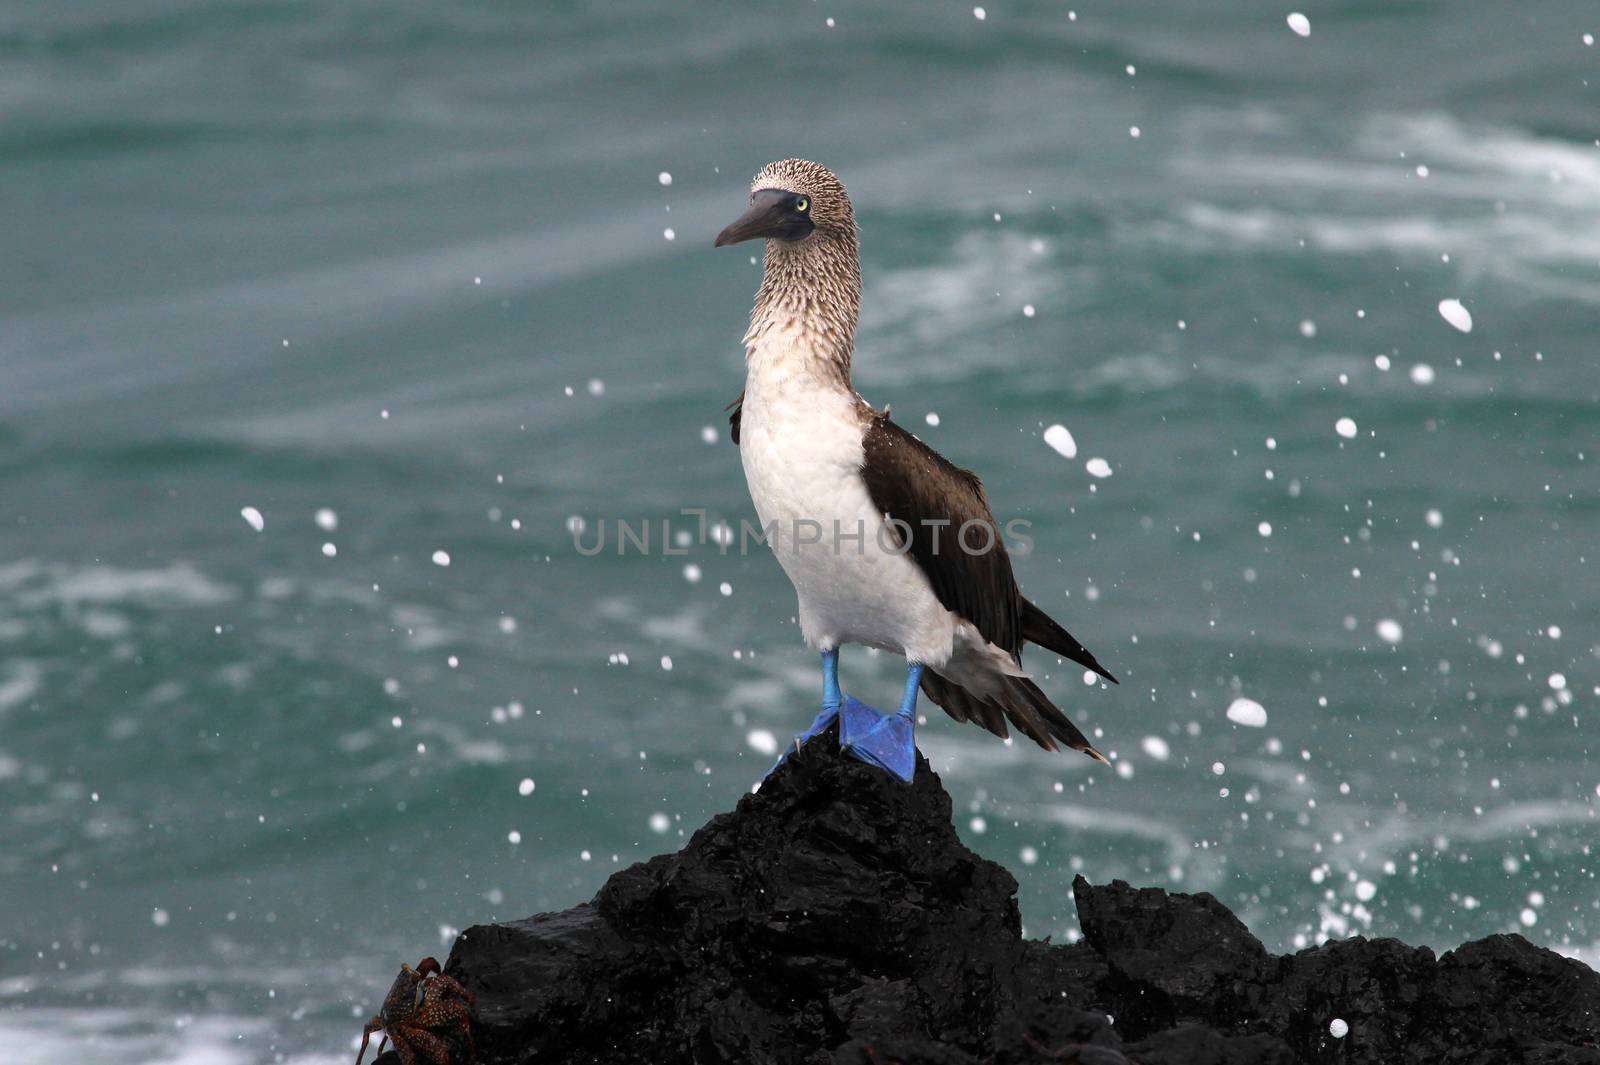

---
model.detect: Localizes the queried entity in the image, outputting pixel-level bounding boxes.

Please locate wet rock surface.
[397,729,1599,1064]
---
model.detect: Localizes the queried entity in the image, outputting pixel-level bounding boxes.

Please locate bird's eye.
[795,197,809,213]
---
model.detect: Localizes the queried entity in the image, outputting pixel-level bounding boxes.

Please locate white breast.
[739,326,956,668]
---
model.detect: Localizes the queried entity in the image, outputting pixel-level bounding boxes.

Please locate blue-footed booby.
[715,159,1116,782]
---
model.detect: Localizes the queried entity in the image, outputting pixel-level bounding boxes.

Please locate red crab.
[355,956,475,1065]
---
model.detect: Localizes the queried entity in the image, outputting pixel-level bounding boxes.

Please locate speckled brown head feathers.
[744,159,862,381]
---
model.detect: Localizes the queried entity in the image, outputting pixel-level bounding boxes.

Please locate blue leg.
[767,649,844,776]
[822,648,843,711]
[840,662,923,783]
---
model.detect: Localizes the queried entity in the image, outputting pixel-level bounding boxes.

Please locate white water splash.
[1438,298,1472,332]
[1226,698,1268,728]
[1043,424,1078,459]
[1141,735,1171,761]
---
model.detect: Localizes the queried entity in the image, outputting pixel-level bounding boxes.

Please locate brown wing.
[859,412,1021,654]
[861,410,1116,763]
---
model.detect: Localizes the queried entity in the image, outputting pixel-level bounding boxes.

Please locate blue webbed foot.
[839,697,916,783]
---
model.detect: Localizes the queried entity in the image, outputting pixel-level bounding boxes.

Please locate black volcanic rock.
[1073,874,1275,1033]
[410,727,1599,1065]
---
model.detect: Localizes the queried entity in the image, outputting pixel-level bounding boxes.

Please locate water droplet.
[1438,298,1473,333]
[1044,424,1078,459]
[1226,698,1268,728]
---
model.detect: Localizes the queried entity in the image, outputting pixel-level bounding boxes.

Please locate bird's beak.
[714,189,808,247]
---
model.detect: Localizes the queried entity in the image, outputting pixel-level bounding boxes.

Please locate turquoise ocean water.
[2,2,1597,1061]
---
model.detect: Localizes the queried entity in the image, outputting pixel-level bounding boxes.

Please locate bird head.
[714,159,855,249]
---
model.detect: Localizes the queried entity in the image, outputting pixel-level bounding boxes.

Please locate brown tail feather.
[920,670,1009,740]
[1021,598,1118,685]
[920,671,1108,764]
[1006,676,1109,763]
